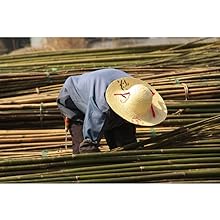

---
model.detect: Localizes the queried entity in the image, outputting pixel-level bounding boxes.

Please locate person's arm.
[57,87,76,131]
[82,97,107,145]
[57,100,73,131]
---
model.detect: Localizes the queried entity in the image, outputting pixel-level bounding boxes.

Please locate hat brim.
[105,77,167,126]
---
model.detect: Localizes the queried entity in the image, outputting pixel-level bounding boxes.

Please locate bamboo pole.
[0,39,220,182]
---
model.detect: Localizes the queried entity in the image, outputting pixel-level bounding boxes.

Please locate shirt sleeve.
[57,87,75,119]
[57,100,76,119]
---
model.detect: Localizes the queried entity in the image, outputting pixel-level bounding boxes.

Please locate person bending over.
[57,68,167,154]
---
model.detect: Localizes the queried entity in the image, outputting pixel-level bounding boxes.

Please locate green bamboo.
[0,39,220,183]
[1,146,220,166]
[75,168,220,183]
[1,156,220,178]
[6,167,220,183]
[1,162,220,182]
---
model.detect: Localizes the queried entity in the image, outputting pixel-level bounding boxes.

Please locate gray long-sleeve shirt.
[57,68,131,143]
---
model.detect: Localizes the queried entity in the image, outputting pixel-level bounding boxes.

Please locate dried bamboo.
[1,39,220,182]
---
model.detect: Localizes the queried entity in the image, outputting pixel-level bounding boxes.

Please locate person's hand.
[64,117,71,132]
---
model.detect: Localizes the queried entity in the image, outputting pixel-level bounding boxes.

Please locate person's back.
[63,68,130,113]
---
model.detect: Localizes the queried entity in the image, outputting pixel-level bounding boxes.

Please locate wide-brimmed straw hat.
[105,77,167,126]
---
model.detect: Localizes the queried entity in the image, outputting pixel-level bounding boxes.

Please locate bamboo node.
[150,128,157,137]
[46,72,52,82]
[40,102,44,125]
[172,83,189,115]
[72,153,76,158]
[75,175,80,182]
[175,78,180,84]
[181,83,189,100]
[41,150,48,158]
[173,109,184,115]
[140,166,144,171]
[167,159,172,165]
[36,87,40,94]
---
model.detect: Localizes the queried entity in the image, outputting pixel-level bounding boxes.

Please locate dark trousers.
[65,98,85,153]
[69,120,136,153]
[104,122,137,149]
[65,97,136,152]
[69,122,84,154]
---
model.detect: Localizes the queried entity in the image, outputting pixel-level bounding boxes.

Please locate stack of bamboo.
[1,115,220,183]
[0,39,220,182]
[1,67,220,129]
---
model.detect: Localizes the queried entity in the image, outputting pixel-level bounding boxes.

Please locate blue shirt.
[57,68,131,143]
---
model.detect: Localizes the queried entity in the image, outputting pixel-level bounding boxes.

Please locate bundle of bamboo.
[1,39,220,183]
[0,39,220,73]
[0,120,220,183]
[1,67,220,129]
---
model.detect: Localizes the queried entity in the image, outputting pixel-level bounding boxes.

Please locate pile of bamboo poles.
[0,115,218,183]
[2,151,220,183]
[0,67,220,129]
[1,100,220,129]
[0,121,220,183]
[1,39,220,182]
[117,115,220,150]
[0,39,220,73]
[0,127,180,160]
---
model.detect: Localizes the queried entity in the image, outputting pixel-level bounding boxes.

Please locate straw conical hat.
[105,77,167,126]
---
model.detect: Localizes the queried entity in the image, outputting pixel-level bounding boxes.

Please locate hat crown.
[105,77,167,126]
[125,84,153,115]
